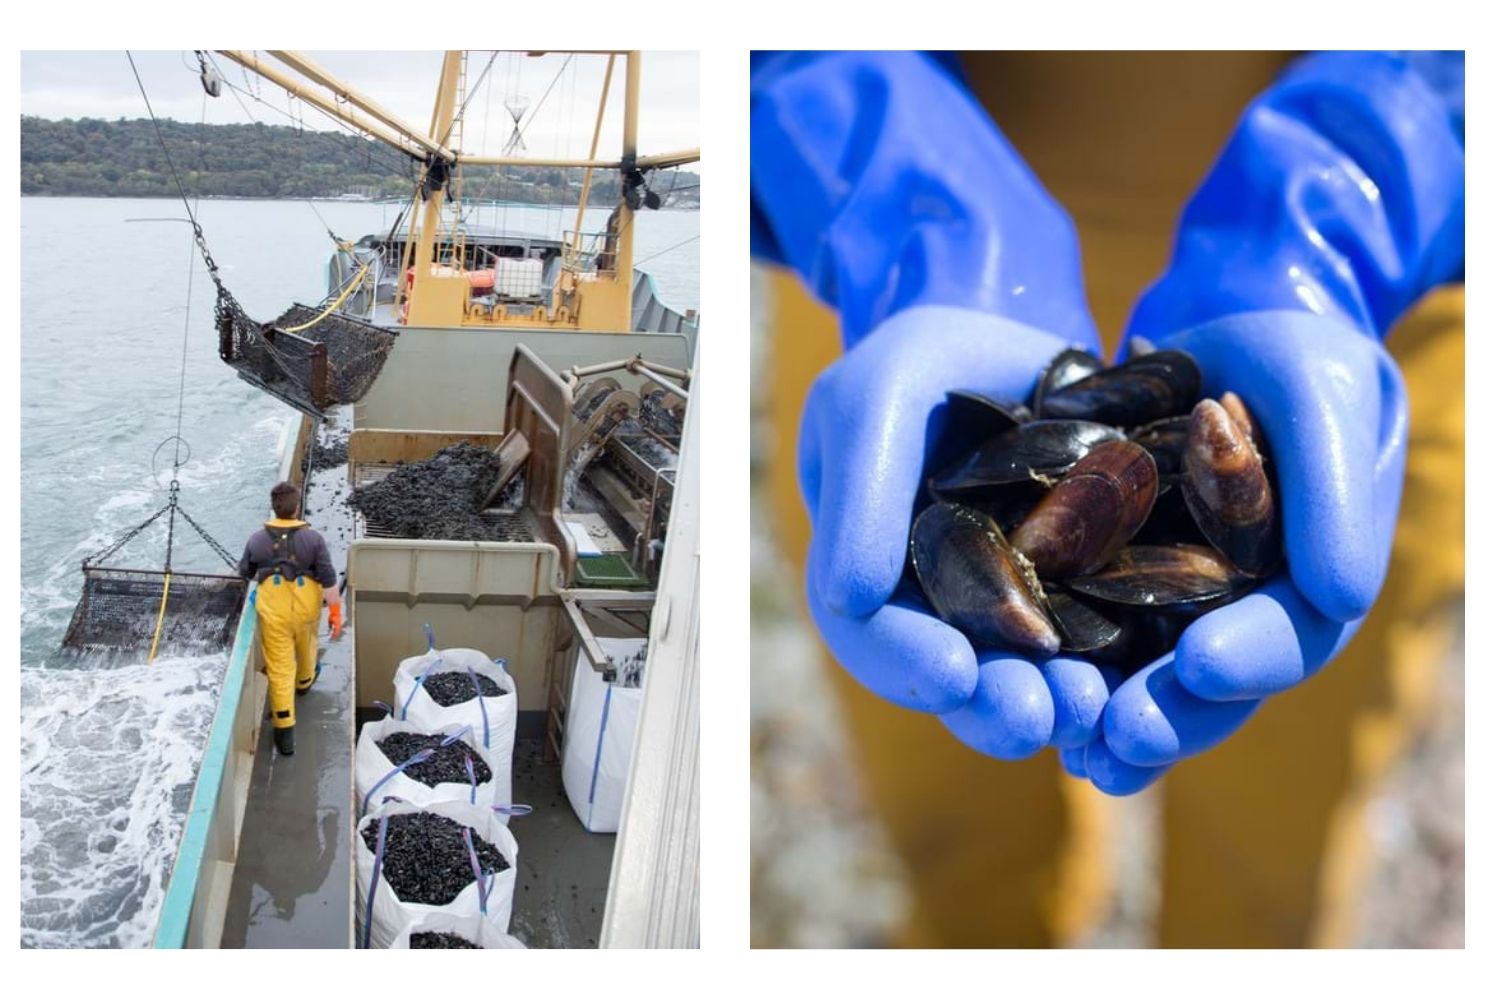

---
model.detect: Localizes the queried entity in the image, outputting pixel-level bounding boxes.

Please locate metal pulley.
[195,51,222,98]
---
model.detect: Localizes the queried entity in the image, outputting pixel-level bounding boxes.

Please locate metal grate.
[62,567,246,653]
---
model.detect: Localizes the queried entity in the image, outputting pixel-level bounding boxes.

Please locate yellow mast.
[400,52,465,327]
[569,54,617,269]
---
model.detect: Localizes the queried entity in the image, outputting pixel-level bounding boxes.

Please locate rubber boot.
[297,661,323,697]
[274,725,295,757]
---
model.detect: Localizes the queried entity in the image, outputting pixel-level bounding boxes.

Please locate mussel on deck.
[908,347,1282,669]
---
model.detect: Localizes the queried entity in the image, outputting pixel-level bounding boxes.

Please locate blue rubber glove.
[1081,51,1464,793]
[755,51,1110,754]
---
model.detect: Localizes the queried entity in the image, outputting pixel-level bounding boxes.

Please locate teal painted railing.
[152,599,258,948]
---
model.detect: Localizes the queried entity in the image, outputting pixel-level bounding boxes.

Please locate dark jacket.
[237,518,337,587]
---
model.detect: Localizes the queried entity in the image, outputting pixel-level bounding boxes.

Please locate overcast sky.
[21,50,699,164]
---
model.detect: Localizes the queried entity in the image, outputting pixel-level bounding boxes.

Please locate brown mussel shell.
[1009,439,1159,580]
[1064,543,1255,613]
[910,502,1060,656]
[929,420,1125,498]
[1038,349,1202,427]
[1032,349,1105,415]
[1182,398,1280,577]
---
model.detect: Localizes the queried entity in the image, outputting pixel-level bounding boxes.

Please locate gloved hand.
[755,51,1113,756]
[1077,51,1464,794]
[328,600,344,640]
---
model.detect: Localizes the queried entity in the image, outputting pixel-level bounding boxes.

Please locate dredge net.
[217,287,397,417]
[62,568,247,654]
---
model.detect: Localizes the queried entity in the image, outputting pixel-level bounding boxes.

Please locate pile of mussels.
[910,346,1280,668]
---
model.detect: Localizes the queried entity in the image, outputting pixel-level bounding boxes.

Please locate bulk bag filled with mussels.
[356,716,504,816]
[394,646,517,818]
[912,346,1281,668]
[389,912,528,949]
[356,797,519,949]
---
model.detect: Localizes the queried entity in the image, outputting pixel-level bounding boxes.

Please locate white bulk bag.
[389,912,527,949]
[562,637,646,834]
[356,798,518,950]
[356,716,501,817]
[394,648,517,817]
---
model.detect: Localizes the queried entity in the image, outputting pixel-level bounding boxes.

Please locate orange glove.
[328,601,344,640]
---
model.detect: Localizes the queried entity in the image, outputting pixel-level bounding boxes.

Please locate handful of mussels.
[911,347,1281,669]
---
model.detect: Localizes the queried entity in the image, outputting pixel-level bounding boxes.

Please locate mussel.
[1045,588,1124,654]
[1065,544,1255,613]
[929,390,1035,474]
[1129,414,1191,483]
[1181,398,1279,577]
[909,502,1059,656]
[1032,349,1104,415]
[1009,440,1158,579]
[928,420,1124,498]
[1038,349,1202,427]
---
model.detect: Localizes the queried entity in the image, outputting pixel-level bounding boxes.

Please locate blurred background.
[749,52,1464,949]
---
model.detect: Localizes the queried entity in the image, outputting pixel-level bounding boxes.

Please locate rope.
[120,52,240,581]
[146,572,173,664]
[634,234,700,268]
[281,262,372,332]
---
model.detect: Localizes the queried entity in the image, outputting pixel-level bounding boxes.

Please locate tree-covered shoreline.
[20,116,700,207]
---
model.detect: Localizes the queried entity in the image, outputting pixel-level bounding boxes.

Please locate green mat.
[574,554,647,588]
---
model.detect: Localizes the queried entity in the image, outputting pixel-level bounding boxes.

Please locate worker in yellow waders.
[752,51,1464,946]
[237,481,343,757]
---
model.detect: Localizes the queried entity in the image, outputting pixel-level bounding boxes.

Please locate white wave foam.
[20,654,225,948]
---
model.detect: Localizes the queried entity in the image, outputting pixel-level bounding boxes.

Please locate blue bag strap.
[398,655,442,720]
[587,685,614,816]
[362,815,390,950]
[462,826,492,916]
[465,662,492,749]
[361,748,435,815]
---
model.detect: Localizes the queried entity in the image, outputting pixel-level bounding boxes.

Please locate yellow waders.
[763,51,1464,947]
[256,573,323,730]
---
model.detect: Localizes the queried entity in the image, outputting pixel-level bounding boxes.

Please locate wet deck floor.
[222,416,355,949]
[508,738,615,948]
[220,413,614,948]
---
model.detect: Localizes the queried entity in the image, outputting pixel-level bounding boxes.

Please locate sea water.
[19,196,698,947]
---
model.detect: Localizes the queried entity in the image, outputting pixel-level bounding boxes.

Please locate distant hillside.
[19,116,700,207]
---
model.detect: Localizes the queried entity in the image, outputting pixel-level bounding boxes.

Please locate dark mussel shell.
[928,420,1124,497]
[910,502,1060,656]
[1045,588,1123,654]
[959,483,1049,535]
[1009,440,1159,580]
[946,390,1032,435]
[1065,543,1255,614]
[1131,480,1205,546]
[1032,349,1104,415]
[1129,414,1192,483]
[929,390,1035,474]
[1182,398,1280,577]
[1038,349,1202,427]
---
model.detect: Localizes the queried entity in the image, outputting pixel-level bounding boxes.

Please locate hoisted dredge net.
[62,494,248,655]
[216,284,397,419]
